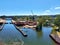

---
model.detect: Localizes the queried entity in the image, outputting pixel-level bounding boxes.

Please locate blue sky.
[0,0,60,16]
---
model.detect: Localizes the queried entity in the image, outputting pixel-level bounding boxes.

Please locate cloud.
[39,7,60,15]
[56,12,60,14]
[40,10,52,15]
[42,7,60,15]
[44,10,51,12]
[55,7,60,10]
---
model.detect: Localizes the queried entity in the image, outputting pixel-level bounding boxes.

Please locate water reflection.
[36,30,43,38]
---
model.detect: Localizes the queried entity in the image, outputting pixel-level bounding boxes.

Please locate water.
[0,18,56,45]
[0,18,23,45]
[20,27,56,45]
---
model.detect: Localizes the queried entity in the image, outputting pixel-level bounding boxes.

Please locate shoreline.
[12,20,37,29]
[0,18,6,23]
[50,34,60,44]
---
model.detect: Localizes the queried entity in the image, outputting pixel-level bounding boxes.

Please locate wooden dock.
[0,23,5,30]
[50,34,60,44]
[14,24,27,37]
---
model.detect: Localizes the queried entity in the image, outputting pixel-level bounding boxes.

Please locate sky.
[0,0,60,16]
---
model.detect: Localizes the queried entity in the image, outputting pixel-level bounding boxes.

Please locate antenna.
[31,10,34,16]
[31,10,35,21]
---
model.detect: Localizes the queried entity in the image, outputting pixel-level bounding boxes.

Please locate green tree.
[36,17,45,31]
[54,16,60,26]
[13,16,18,21]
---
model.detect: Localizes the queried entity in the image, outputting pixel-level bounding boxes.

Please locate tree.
[13,16,18,21]
[54,16,60,26]
[36,17,45,31]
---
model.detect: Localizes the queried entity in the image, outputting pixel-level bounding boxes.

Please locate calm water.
[0,18,56,45]
[20,27,56,45]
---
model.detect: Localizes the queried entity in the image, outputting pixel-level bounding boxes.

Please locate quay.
[50,34,60,44]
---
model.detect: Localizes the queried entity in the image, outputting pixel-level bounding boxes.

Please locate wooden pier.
[0,23,5,30]
[14,24,27,37]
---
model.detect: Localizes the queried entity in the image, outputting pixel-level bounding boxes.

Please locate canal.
[0,18,56,45]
